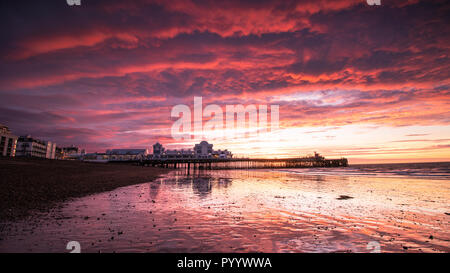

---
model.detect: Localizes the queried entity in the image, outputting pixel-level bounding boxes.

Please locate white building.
[82,153,109,163]
[194,141,213,158]
[15,135,58,159]
[62,145,80,155]
[152,142,165,158]
[212,149,233,159]
[0,124,18,157]
[152,141,232,159]
[59,145,86,160]
[45,141,57,159]
[163,148,195,159]
[106,149,149,161]
[16,135,48,158]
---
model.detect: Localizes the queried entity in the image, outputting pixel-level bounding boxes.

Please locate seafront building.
[82,149,149,162]
[62,145,81,155]
[152,142,165,157]
[106,149,149,161]
[46,141,57,159]
[60,145,86,160]
[16,136,46,158]
[0,122,89,160]
[152,141,232,159]
[81,141,232,162]
[2,122,232,162]
[15,135,57,159]
[194,141,213,158]
[152,142,195,159]
[0,124,18,157]
[82,152,109,162]
[55,147,64,160]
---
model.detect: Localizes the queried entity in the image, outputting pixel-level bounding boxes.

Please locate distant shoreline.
[0,158,170,221]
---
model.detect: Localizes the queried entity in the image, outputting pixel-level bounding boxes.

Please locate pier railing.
[138,157,348,170]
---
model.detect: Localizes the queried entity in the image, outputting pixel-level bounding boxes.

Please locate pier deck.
[138,157,348,170]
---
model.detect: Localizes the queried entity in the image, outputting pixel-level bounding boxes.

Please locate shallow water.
[0,168,449,253]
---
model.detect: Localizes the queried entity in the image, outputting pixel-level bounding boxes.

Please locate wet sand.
[0,158,170,221]
[0,169,448,253]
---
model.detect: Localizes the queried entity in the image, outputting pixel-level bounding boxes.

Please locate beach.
[0,162,449,253]
[0,158,170,221]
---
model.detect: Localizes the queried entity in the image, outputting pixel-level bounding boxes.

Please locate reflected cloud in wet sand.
[0,169,449,253]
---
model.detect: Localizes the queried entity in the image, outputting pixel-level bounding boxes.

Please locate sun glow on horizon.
[127,124,450,163]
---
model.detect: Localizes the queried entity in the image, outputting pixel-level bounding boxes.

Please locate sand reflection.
[0,169,449,253]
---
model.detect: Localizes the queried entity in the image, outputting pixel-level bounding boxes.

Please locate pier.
[138,156,348,171]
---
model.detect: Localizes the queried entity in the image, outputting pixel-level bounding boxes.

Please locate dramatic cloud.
[0,0,449,162]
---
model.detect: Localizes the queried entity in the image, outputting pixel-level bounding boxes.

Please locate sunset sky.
[1,0,449,163]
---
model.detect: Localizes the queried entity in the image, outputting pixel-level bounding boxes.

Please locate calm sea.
[279,162,450,179]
